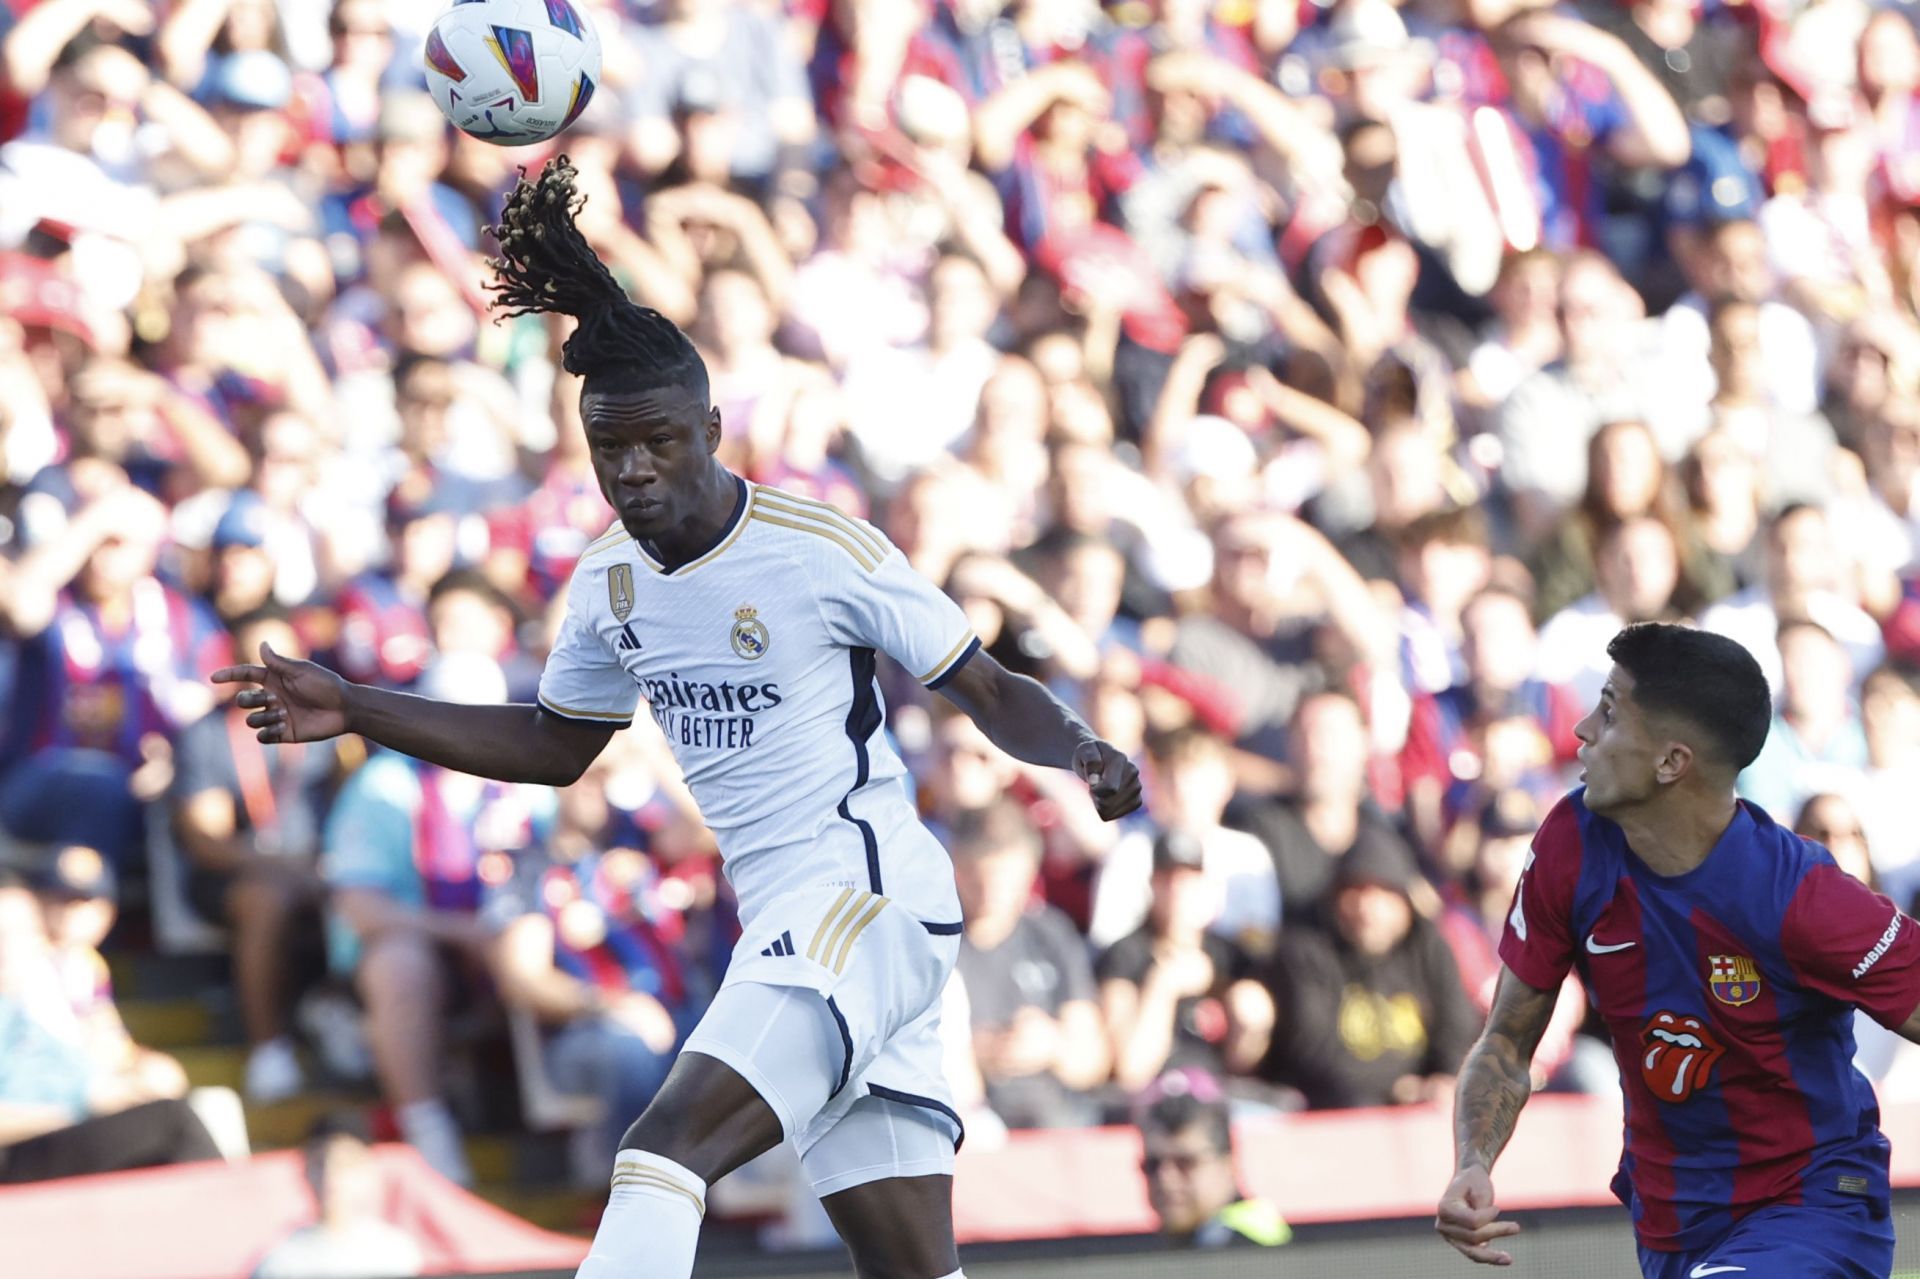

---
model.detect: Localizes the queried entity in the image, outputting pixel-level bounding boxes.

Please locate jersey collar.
[634,475,754,576]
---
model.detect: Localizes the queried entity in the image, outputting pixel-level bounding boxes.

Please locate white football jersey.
[537,479,978,927]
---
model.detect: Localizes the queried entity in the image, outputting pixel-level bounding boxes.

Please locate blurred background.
[5,0,1920,1274]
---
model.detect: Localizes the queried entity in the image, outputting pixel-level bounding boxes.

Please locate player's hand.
[1072,739,1141,821]
[211,642,351,744]
[1435,1164,1520,1265]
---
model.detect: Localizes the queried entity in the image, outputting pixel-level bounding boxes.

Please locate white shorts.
[681,885,964,1190]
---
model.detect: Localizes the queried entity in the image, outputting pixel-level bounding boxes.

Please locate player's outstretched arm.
[1436,967,1557,1267]
[212,643,614,787]
[935,649,1142,821]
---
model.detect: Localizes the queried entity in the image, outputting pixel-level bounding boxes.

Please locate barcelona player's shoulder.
[744,485,888,575]
[1533,789,1592,864]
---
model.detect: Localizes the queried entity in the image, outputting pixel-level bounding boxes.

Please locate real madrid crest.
[607,563,635,623]
[731,605,770,660]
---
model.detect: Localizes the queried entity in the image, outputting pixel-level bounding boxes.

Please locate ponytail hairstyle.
[487,155,708,400]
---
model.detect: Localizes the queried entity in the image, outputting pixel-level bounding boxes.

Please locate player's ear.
[705,405,722,453]
[1654,739,1695,786]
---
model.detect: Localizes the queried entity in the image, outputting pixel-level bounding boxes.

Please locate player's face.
[1574,668,1661,815]
[582,385,723,541]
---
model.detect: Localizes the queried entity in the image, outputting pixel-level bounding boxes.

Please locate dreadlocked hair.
[487,155,707,395]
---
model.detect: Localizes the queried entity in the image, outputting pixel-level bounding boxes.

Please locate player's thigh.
[818,1169,959,1279]
[622,981,838,1184]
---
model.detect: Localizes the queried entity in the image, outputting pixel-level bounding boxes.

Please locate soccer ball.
[421,0,601,146]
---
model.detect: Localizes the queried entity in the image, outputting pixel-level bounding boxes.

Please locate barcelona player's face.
[582,384,723,542]
[1573,667,1661,816]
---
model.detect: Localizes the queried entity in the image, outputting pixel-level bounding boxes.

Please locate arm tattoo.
[1454,970,1557,1172]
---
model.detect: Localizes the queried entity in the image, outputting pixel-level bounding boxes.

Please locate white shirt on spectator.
[1087,826,1280,956]
[1698,585,1885,701]
[1654,294,1822,436]
[1533,593,1629,707]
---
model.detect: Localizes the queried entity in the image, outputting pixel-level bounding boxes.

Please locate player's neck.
[1613,791,1741,878]
[644,467,740,570]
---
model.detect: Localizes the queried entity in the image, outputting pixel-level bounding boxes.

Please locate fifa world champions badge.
[1709,954,1762,1006]
[731,605,770,660]
[607,563,634,623]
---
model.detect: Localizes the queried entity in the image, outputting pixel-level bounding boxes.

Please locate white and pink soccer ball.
[421,0,602,146]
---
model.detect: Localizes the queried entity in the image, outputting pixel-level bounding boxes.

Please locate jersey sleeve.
[1496,793,1584,992]
[536,559,639,728]
[1783,861,1920,1029]
[814,520,979,690]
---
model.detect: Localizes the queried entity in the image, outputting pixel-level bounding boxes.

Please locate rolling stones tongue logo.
[1639,1010,1725,1101]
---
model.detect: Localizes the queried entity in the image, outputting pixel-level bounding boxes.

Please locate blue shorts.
[1638,1199,1894,1279]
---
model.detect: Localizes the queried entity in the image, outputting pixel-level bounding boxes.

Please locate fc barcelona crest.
[607,563,634,623]
[731,605,770,660]
[1709,954,1761,1006]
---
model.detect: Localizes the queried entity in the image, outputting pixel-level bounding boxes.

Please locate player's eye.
[651,435,673,448]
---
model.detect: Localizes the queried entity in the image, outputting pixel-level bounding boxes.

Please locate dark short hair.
[949,799,1042,862]
[1606,623,1772,772]
[228,602,294,637]
[1139,1089,1232,1155]
[1146,723,1228,768]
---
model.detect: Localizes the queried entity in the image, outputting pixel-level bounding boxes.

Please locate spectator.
[1697,298,1839,509]
[1790,793,1920,1091]
[1168,511,1392,760]
[1088,725,1279,955]
[173,607,341,1102]
[1738,618,1870,821]
[486,763,687,1177]
[1700,502,1885,699]
[1231,690,1422,925]
[1394,505,1493,696]
[1257,831,1479,1110]
[1435,791,1599,1092]
[1097,831,1273,1092]
[320,654,553,1184]
[1497,252,1666,540]
[1856,662,1920,907]
[1678,424,1766,601]
[1535,514,1685,704]
[1659,216,1824,432]
[1399,586,1584,860]
[1135,1068,1290,1249]
[952,800,1109,1129]
[1525,418,1714,625]
[0,864,222,1184]
[253,1113,425,1279]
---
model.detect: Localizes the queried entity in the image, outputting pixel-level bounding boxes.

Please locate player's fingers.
[1437,1217,1519,1245]
[1437,1200,1498,1230]
[1444,1238,1514,1266]
[235,689,276,710]
[211,664,268,686]
[246,709,286,731]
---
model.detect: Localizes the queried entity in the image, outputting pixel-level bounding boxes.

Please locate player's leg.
[806,1095,963,1279]
[575,980,843,1279]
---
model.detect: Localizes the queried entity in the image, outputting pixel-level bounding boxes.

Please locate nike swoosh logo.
[1586,935,1637,954]
[1689,1266,1746,1277]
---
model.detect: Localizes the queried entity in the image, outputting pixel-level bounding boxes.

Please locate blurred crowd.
[5,0,1920,1222]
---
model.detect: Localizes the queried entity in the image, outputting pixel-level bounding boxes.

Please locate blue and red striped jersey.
[1500,790,1920,1252]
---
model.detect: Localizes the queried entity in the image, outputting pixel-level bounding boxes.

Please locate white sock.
[576,1150,708,1279]
[936,1271,966,1278]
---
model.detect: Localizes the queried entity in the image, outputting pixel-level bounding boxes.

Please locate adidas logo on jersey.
[616,623,642,652]
[760,931,796,958]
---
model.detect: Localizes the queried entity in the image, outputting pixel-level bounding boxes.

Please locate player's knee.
[617,1051,785,1184]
